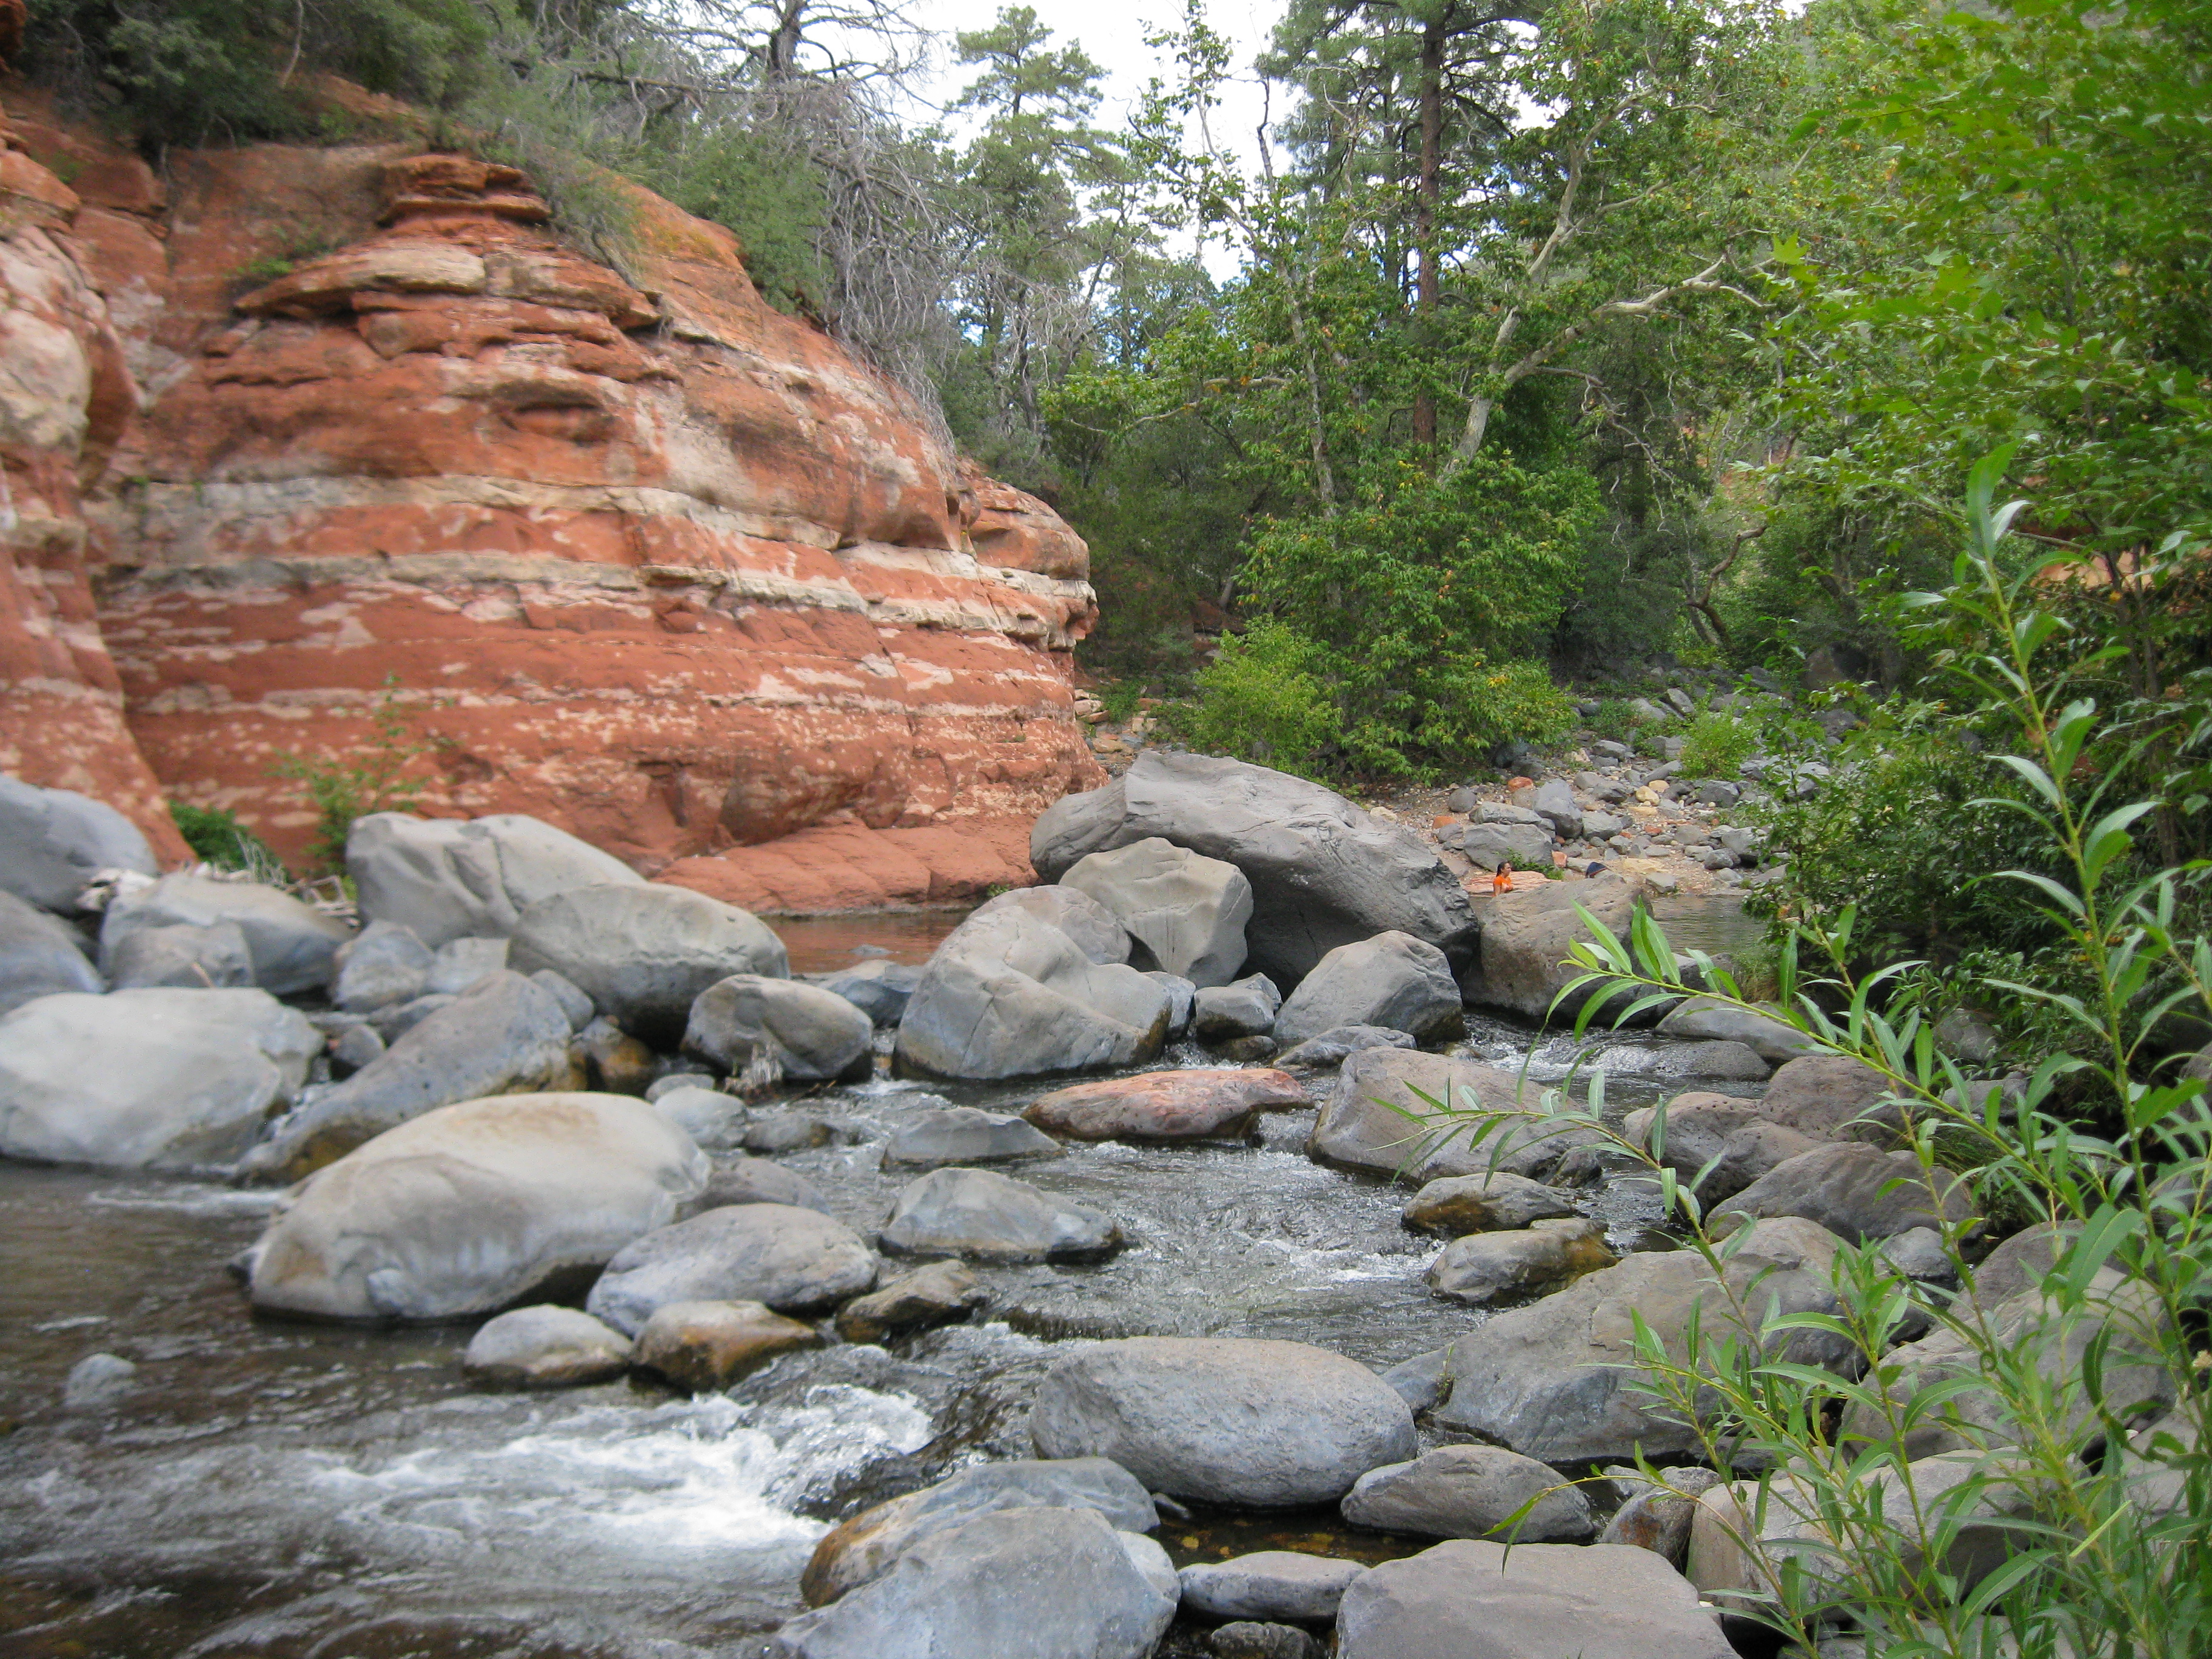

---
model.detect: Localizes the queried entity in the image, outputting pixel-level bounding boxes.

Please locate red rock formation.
[0,90,186,859]
[0,93,1108,893]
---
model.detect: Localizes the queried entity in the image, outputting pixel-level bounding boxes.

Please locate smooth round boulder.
[99,873,352,997]
[1272,932,1465,1048]
[509,883,789,1047]
[346,811,643,950]
[585,1202,876,1333]
[683,973,873,1081]
[1310,1048,1603,1186]
[461,1304,632,1389]
[1335,1540,1733,1659]
[691,1155,833,1214]
[880,1105,1063,1168]
[1424,1217,1615,1306]
[801,1456,1158,1607]
[245,1093,709,1321]
[1755,1053,1906,1144]
[1191,973,1281,1042]
[1059,837,1254,986]
[1024,1068,1307,1143]
[1341,1444,1595,1541]
[879,1167,1121,1264]
[633,1298,821,1390]
[0,889,102,1015]
[1178,1552,1366,1623]
[772,1506,1176,1659]
[1656,996,1820,1064]
[0,987,320,1171]
[833,1259,988,1344]
[0,776,156,911]
[1030,1336,1418,1507]
[965,884,1134,964]
[104,919,254,991]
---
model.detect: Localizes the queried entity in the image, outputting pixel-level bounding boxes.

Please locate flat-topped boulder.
[1465,873,1643,1022]
[347,812,644,950]
[585,1202,876,1333]
[1025,1068,1307,1142]
[245,1092,708,1321]
[99,873,351,997]
[1030,1336,1417,1507]
[879,1167,1122,1264]
[1401,1171,1580,1236]
[1341,1444,1595,1541]
[461,1304,632,1389]
[881,1105,1064,1167]
[1621,1095,1829,1203]
[1712,1140,1975,1244]
[1178,1552,1366,1624]
[1059,836,1253,985]
[1031,752,1478,985]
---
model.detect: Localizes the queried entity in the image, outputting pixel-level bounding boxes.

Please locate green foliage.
[268,677,444,874]
[1094,680,1144,724]
[170,802,288,882]
[1170,619,1339,780]
[1678,711,1758,777]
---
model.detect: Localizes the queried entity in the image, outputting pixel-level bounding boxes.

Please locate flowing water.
[0,896,1770,1658]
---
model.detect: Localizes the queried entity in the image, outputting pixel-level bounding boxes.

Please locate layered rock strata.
[5,85,1099,886]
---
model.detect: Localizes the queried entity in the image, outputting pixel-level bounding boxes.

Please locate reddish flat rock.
[655,819,1037,913]
[1025,1068,1310,1142]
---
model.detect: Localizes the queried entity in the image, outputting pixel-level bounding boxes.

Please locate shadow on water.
[0,891,1765,1656]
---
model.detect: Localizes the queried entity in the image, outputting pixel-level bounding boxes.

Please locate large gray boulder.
[880,1167,1122,1263]
[0,987,318,1170]
[1620,1095,1830,1204]
[104,918,254,990]
[1272,932,1464,1048]
[509,884,788,1047]
[0,890,101,1014]
[966,884,1133,964]
[1435,1216,1853,1463]
[1192,972,1281,1042]
[1526,779,1583,839]
[1655,997,1818,1063]
[1341,1444,1595,1541]
[802,1457,1158,1606]
[1030,1336,1417,1507]
[1466,873,1642,1022]
[99,873,351,996]
[1713,1141,1974,1244]
[1401,1171,1579,1236]
[1031,752,1478,986]
[243,971,578,1180]
[683,973,873,1082]
[894,904,1168,1081]
[1452,821,1553,871]
[772,1507,1176,1659]
[690,1154,833,1215]
[1060,837,1253,985]
[1336,1540,1733,1659]
[585,1202,877,1333]
[346,811,643,950]
[0,777,156,911]
[244,1092,708,1321]
[1309,1049,1604,1185]
[1178,1553,1366,1624]
[1756,1054,1907,1144]
[1276,1025,1418,1071]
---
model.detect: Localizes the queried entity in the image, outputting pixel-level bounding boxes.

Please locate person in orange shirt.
[1491,863,1513,895]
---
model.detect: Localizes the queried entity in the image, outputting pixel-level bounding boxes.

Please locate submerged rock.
[833,1259,988,1344]
[1024,1068,1307,1143]
[879,1167,1122,1264]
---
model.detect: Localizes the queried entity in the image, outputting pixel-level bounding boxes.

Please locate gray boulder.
[63,1352,138,1409]
[0,890,102,1014]
[1179,1552,1364,1624]
[691,1155,833,1215]
[509,883,789,1047]
[773,1507,1176,1659]
[1030,752,1478,985]
[808,959,922,1026]
[1193,972,1282,1042]
[1147,971,1196,1036]
[1597,1467,1723,1567]
[1212,1624,1322,1659]
[530,968,595,1029]
[346,811,643,950]
[244,1092,708,1321]
[882,1106,1064,1168]
[1757,1053,1907,1144]
[104,918,254,990]
[0,777,156,911]
[100,873,351,996]
[1273,932,1464,1048]
[1527,779,1584,839]
[1309,1049,1603,1185]
[967,884,1133,964]
[633,1298,820,1390]
[369,992,456,1041]
[895,904,1168,1081]
[1276,1025,1417,1071]
[1713,1141,1974,1244]
[1655,997,1818,1064]
[1061,836,1253,985]
[1378,1347,1455,1415]
[461,1304,632,1389]
[880,1167,1121,1264]
[332,919,434,1013]
[683,973,874,1082]
[802,1456,1158,1606]
[1611,1040,1771,1081]
[1341,1444,1595,1541]
[833,1259,989,1344]
[1620,1096,1830,1204]
[0,987,318,1170]
[1466,874,1642,1022]
[585,1202,877,1333]
[1401,1171,1579,1236]
[1435,1216,1854,1462]
[426,935,509,995]
[330,1021,386,1074]
[1474,802,1546,825]
[1453,820,1554,872]
[243,971,578,1180]
[1030,1336,1417,1507]
[1424,1217,1615,1306]
[1336,1540,1732,1659]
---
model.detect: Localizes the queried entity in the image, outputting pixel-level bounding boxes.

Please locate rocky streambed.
[0,976,1755,1658]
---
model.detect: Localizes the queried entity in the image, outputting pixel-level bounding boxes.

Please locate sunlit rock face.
[7,89,1100,880]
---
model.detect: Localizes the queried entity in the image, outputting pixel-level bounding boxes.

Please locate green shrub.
[269,676,444,874]
[170,802,287,881]
[1096,680,1145,723]
[1170,618,1338,780]
[1678,711,1758,777]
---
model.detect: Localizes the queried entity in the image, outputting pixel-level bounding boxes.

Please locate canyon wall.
[0,81,1102,903]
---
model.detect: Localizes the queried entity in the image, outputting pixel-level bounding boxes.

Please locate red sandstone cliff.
[0,85,1102,903]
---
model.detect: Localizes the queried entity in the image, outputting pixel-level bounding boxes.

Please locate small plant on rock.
[269,675,446,874]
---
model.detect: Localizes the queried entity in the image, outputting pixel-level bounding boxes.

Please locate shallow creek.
[0,898,1766,1658]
